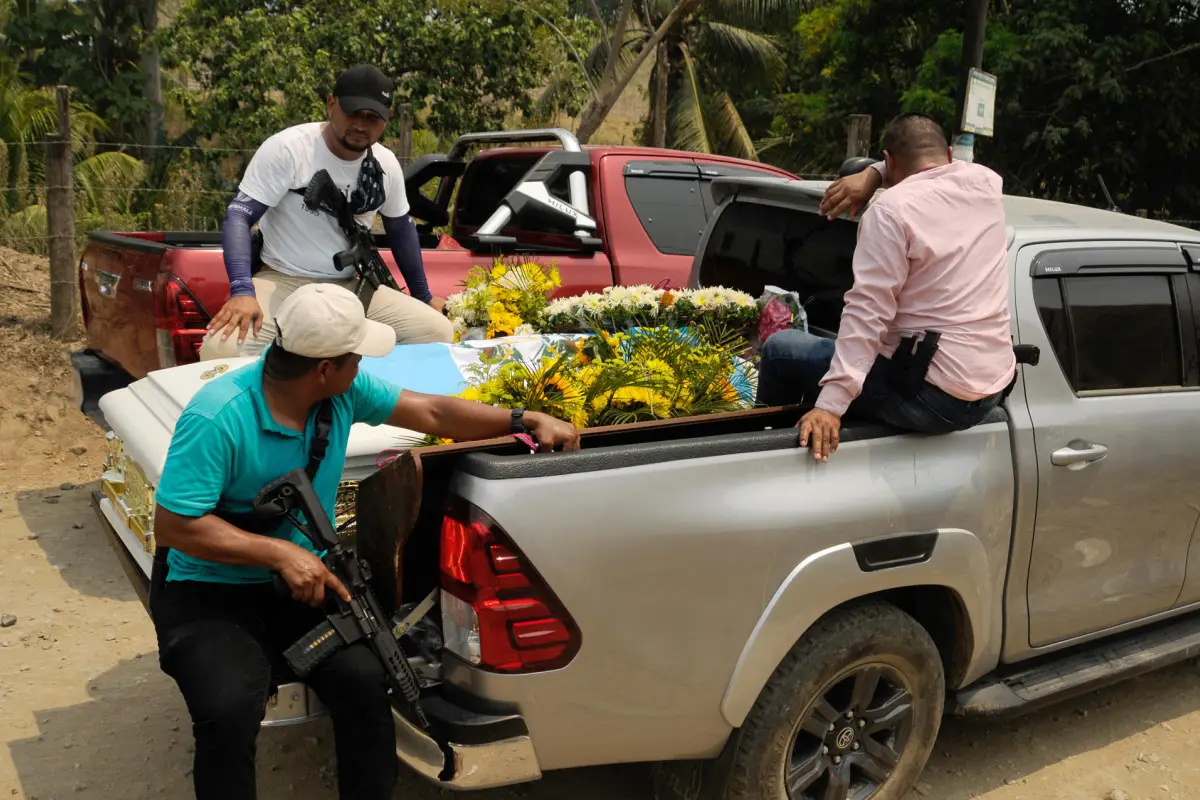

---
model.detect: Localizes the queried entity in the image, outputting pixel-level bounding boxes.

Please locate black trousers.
[153,579,398,800]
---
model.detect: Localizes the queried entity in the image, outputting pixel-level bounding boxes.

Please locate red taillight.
[154,274,211,368]
[439,499,580,673]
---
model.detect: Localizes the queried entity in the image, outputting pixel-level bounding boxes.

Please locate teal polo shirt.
[155,354,401,584]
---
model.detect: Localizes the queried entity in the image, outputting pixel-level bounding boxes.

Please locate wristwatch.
[510,407,527,435]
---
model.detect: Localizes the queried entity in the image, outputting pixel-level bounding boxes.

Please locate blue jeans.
[757,330,1003,434]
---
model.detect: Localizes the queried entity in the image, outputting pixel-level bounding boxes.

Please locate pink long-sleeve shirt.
[815,160,1017,416]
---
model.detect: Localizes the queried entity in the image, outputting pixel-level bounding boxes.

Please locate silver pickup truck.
[95,173,1200,800]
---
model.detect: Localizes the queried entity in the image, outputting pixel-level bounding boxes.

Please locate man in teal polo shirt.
[151,282,579,800]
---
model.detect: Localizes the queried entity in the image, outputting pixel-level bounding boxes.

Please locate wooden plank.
[47,85,77,340]
[846,114,872,159]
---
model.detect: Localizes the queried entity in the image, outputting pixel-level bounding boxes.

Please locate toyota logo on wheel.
[835,728,855,750]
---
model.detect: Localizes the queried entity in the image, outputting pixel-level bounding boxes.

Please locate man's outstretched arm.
[208,194,270,344]
[382,213,433,305]
[386,390,581,451]
[800,204,909,461]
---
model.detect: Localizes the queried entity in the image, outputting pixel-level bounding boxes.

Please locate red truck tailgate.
[81,233,169,380]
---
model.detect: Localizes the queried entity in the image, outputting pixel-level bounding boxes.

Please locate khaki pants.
[199,266,453,361]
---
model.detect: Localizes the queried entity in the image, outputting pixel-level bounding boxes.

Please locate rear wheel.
[656,601,944,800]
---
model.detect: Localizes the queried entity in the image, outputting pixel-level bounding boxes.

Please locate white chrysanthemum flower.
[514,323,537,336]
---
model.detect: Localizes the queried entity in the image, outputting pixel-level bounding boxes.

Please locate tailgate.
[81,233,168,379]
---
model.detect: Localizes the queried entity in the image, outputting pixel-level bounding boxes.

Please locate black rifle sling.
[149,398,336,617]
[306,398,333,480]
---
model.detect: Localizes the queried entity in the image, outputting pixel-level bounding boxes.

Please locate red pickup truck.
[70,128,795,418]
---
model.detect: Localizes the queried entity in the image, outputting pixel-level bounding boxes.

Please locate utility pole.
[954,0,989,161]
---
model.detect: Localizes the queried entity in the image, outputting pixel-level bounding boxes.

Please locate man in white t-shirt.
[202,64,452,359]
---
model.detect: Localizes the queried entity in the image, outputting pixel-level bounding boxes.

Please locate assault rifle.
[301,168,402,312]
[255,467,429,728]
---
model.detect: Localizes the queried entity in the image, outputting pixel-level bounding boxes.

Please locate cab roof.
[708,175,1200,247]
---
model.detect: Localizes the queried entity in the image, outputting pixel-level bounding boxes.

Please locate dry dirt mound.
[0,247,105,491]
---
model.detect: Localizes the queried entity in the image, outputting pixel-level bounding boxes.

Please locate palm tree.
[645,0,811,159]
[564,0,811,159]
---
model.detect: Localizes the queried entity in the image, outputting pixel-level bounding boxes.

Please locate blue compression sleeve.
[222,194,270,298]
[382,213,432,303]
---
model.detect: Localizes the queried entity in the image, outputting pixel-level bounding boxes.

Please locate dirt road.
[4,483,1200,800]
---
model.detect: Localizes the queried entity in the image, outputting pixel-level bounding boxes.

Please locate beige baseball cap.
[273,283,395,358]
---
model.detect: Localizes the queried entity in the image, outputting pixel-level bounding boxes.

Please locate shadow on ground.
[9,652,1200,799]
[15,482,139,603]
[6,653,653,800]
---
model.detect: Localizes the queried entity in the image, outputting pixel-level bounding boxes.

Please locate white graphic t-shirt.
[238,122,409,280]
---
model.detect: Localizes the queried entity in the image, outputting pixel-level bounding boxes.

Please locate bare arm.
[155,505,290,568]
[386,390,581,450]
[155,506,350,605]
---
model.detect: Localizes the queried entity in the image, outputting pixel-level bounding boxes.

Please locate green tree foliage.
[570,0,809,158]
[762,0,1200,215]
[644,0,811,159]
[160,0,585,149]
[3,0,155,145]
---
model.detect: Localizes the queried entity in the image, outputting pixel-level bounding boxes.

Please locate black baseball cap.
[333,64,394,119]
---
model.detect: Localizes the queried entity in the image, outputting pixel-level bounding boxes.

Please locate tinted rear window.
[698,200,858,332]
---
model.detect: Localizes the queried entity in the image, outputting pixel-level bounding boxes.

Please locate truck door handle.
[1051,440,1109,468]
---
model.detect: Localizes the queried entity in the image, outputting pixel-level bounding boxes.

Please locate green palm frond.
[670,44,712,154]
[530,71,578,125]
[710,88,758,161]
[698,21,784,83]
[709,0,814,26]
[74,151,147,209]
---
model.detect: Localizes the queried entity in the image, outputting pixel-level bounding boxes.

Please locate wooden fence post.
[397,103,413,162]
[47,85,78,341]
[846,114,872,159]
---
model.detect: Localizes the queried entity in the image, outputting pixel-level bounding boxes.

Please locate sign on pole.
[960,67,997,137]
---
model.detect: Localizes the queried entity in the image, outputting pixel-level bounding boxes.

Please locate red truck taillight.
[439,498,580,673]
[154,274,211,368]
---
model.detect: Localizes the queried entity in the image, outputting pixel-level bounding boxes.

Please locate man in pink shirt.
[756,113,1016,461]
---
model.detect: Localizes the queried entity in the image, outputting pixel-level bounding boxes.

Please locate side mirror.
[839,157,878,178]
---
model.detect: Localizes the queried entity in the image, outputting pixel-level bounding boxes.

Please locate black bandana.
[299,148,388,234]
[348,149,387,216]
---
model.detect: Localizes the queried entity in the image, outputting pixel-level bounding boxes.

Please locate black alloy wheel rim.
[784,663,915,800]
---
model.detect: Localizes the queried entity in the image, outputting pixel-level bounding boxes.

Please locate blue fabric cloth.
[757,329,1001,434]
[222,194,270,298]
[357,341,470,396]
[382,213,432,303]
[156,354,401,584]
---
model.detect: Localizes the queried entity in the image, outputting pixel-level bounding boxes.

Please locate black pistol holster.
[147,399,335,619]
[887,330,941,398]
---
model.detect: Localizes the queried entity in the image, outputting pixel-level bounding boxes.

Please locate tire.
[657,601,944,800]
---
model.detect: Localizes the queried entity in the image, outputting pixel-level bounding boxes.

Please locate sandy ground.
[5,253,1200,800]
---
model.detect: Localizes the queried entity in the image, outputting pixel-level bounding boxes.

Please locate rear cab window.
[694,196,859,335]
[1031,246,1200,393]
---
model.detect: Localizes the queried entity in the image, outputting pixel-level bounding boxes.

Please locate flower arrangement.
[412,322,757,446]
[443,256,761,342]
[445,258,562,341]
[540,285,759,334]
